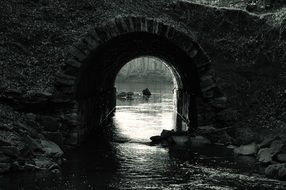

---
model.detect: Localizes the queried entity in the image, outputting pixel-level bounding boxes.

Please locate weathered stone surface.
[40,140,63,158]
[33,157,54,169]
[234,142,258,156]
[265,163,286,181]
[257,148,275,164]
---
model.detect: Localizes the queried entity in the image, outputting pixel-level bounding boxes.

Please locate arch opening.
[114,56,180,140]
[55,15,227,145]
[75,32,200,138]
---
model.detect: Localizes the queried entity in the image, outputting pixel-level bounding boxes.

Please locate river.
[0,82,286,190]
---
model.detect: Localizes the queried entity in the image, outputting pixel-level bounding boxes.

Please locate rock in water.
[142,88,151,96]
[117,92,127,98]
[234,142,258,156]
[265,163,286,181]
[257,148,275,163]
[150,135,163,145]
[160,129,175,138]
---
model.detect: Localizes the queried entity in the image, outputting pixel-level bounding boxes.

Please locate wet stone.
[265,163,286,181]
[40,140,63,158]
[257,148,275,164]
[234,142,258,156]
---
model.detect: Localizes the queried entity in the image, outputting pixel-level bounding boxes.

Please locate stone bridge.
[52,1,229,144]
[44,0,284,145]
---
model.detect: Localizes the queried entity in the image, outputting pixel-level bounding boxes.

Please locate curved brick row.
[55,16,226,108]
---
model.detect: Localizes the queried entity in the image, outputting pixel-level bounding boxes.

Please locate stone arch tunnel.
[54,16,226,144]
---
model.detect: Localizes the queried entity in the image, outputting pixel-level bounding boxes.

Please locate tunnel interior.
[74,32,201,137]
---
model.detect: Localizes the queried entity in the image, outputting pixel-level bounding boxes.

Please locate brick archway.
[54,16,226,144]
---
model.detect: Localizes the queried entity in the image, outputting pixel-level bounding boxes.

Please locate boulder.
[265,163,286,181]
[33,157,54,169]
[40,140,63,158]
[234,142,258,156]
[160,129,175,138]
[278,166,286,181]
[257,148,275,164]
[117,92,127,98]
[126,92,134,100]
[142,88,151,96]
[150,135,163,145]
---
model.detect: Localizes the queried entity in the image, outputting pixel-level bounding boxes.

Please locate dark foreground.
[1,83,286,190]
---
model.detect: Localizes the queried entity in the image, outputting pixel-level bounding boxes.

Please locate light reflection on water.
[1,82,286,190]
[113,82,176,142]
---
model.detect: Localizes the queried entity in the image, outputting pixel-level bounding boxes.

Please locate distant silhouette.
[142,88,151,96]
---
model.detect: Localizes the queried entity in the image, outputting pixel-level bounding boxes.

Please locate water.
[1,82,286,190]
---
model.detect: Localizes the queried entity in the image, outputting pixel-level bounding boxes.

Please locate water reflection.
[1,82,286,190]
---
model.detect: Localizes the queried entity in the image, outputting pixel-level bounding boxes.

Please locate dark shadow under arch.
[54,16,226,143]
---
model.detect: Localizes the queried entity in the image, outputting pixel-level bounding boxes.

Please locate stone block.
[265,163,286,181]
